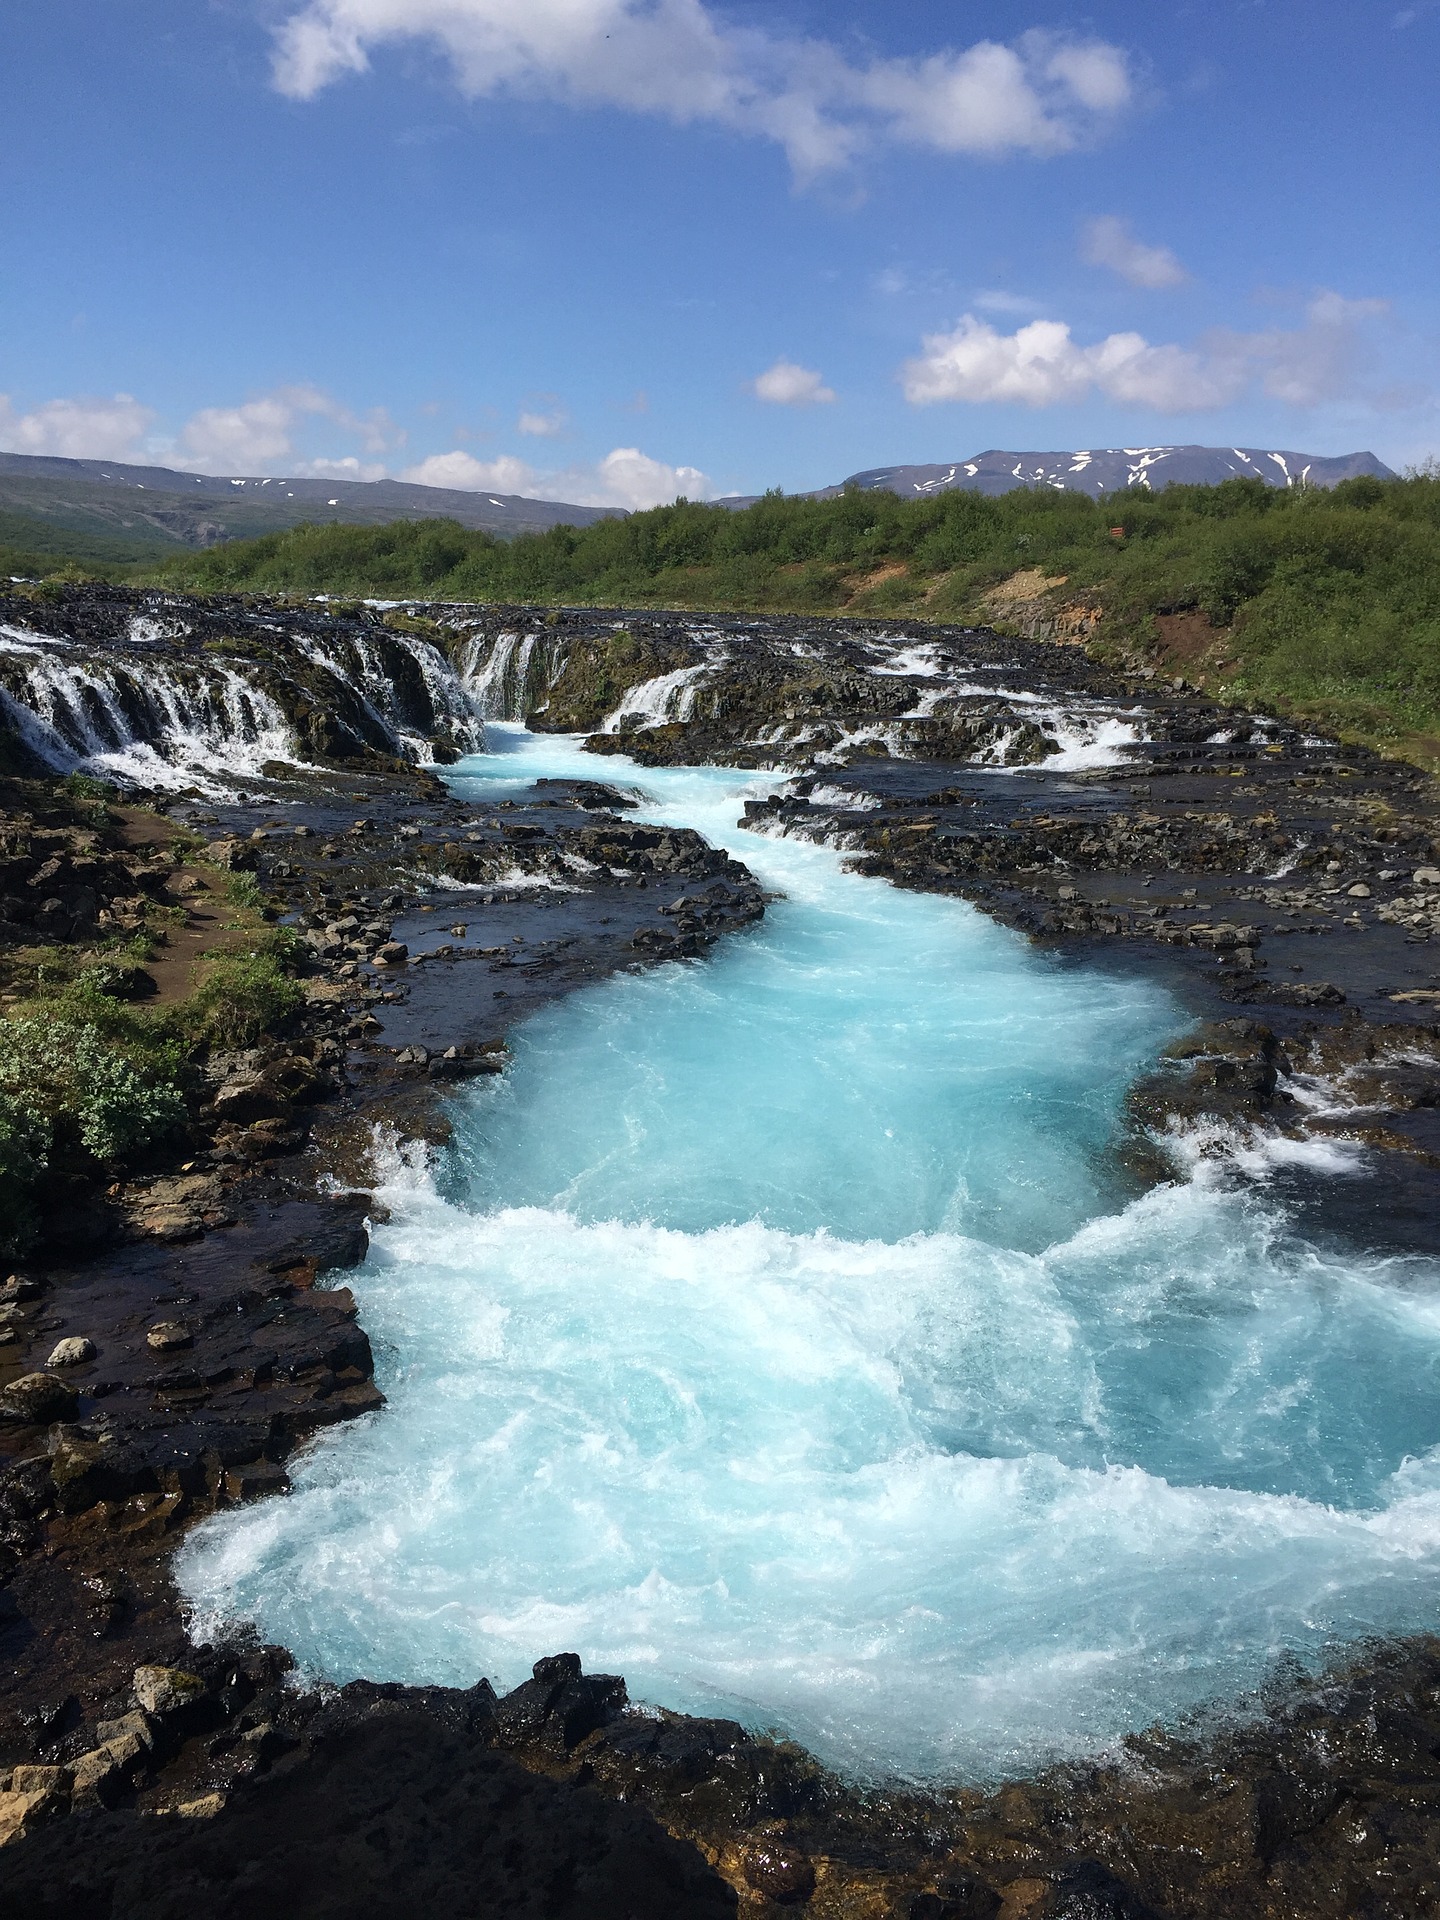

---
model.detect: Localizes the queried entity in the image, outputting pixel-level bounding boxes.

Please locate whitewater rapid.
[179,728,1440,1783]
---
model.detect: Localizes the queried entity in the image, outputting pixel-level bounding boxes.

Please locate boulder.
[0,1786,65,1848]
[45,1337,95,1368]
[146,1321,193,1352]
[133,1665,206,1717]
[0,1373,79,1426]
[493,1653,627,1752]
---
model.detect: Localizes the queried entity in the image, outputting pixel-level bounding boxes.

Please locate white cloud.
[0,392,155,461]
[401,444,713,508]
[517,407,567,437]
[750,360,836,406]
[902,294,1391,413]
[270,2,1134,177]
[579,446,712,508]
[1081,215,1187,290]
[173,386,398,473]
[294,454,388,481]
[401,451,539,492]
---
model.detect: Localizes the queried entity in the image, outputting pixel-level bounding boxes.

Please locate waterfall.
[0,636,297,789]
[455,628,568,720]
[599,659,718,733]
[292,629,486,762]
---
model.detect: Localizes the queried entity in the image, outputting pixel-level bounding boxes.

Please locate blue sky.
[2,0,1436,506]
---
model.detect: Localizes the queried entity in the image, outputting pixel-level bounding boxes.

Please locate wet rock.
[493,1653,629,1752]
[146,1321,193,1352]
[1036,1863,1163,1919]
[49,1431,155,1512]
[741,1832,816,1903]
[44,1337,95,1367]
[0,1373,79,1425]
[1128,1018,1288,1135]
[907,1873,1001,1920]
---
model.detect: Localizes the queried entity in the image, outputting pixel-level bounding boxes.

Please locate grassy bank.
[0,781,305,1256]
[9,471,1434,767]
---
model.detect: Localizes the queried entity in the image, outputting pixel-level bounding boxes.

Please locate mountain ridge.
[0,451,622,557]
[790,444,1396,504]
[719,445,1395,510]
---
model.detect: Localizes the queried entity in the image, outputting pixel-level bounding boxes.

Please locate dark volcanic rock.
[0,1702,737,1919]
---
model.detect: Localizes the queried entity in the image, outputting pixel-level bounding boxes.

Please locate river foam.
[179,728,1440,1783]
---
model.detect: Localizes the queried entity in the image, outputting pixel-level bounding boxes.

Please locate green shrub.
[185,935,304,1048]
[0,1017,186,1160]
[0,1017,188,1251]
[0,1090,48,1258]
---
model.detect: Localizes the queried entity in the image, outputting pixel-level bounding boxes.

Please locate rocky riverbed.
[0,586,1439,1919]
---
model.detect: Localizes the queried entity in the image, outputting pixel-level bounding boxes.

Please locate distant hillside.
[722,446,1395,510]
[0,452,622,562]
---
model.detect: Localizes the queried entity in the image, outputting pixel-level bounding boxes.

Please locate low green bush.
[0,1016,188,1255]
[184,933,304,1049]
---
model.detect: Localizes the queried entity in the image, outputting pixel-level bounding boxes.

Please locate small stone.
[146,1321,193,1352]
[46,1337,96,1368]
[133,1665,206,1717]
[1347,883,1372,898]
[1414,867,1440,886]
[375,941,409,965]
[1057,887,1077,902]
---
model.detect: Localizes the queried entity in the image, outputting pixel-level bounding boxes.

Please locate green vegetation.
[182,931,305,1049]
[0,776,311,1250]
[0,922,307,1251]
[0,1011,186,1255]
[0,507,181,578]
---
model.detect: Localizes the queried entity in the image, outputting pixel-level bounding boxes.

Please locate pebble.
[1415,868,1440,886]
[1347,884,1372,898]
